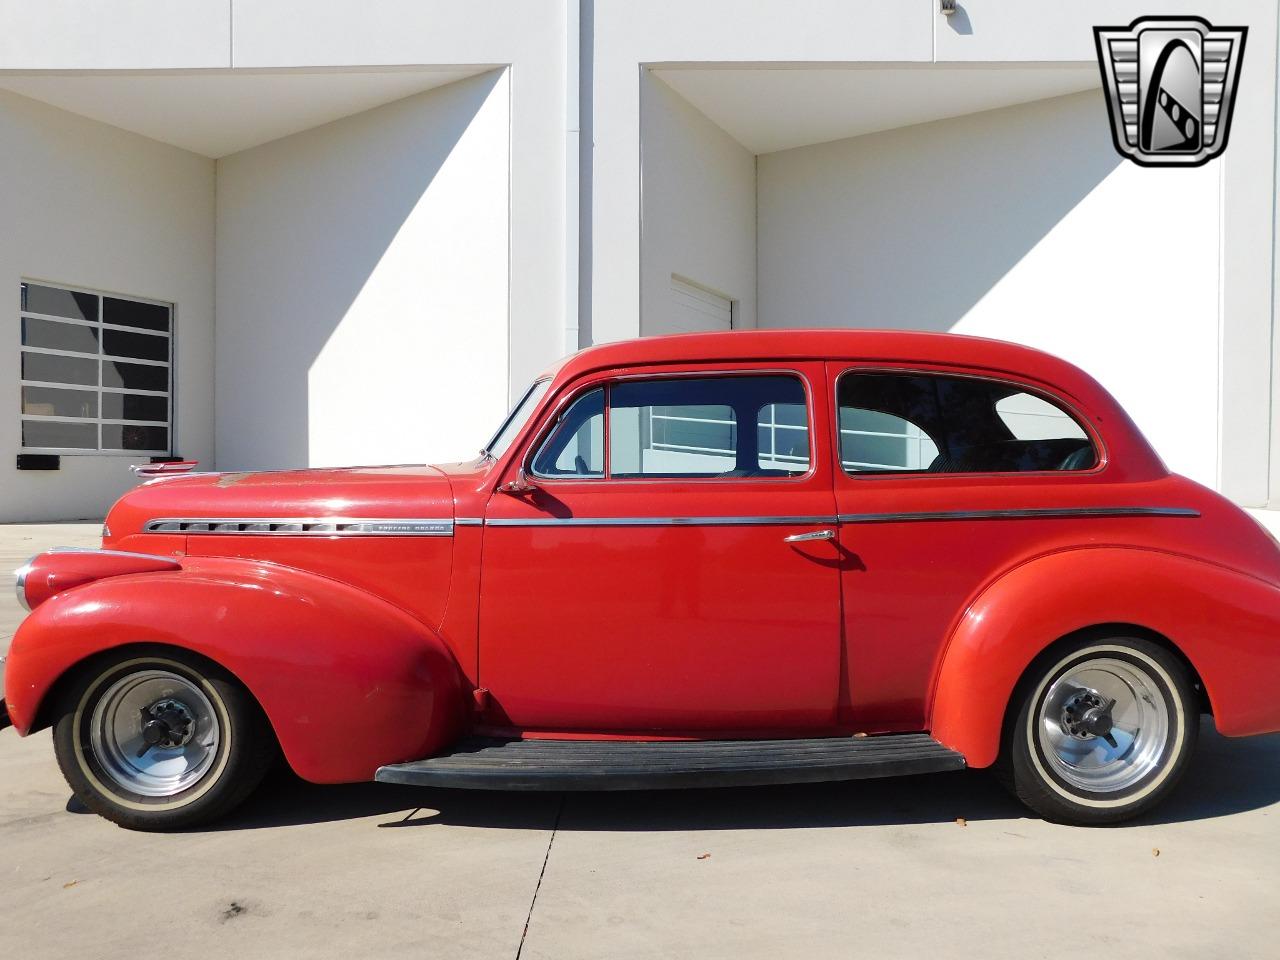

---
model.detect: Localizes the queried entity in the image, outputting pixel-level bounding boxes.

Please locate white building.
[0,1,1276,523]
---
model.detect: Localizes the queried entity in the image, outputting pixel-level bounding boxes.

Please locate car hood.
[104,465,455,542]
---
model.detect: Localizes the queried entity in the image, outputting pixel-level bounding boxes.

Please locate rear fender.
[5,556,465,783]
[930,547,1280,767]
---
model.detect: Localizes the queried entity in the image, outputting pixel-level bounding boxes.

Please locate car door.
[828,362,1110,734]
[478,362,842,733]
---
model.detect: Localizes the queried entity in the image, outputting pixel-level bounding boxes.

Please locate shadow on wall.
[757,91,1123,332]
[214,70,507,471]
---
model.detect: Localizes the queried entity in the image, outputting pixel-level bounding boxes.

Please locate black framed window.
[531,375,811,480]
[837,371,1095,475]
[19,282,173,454]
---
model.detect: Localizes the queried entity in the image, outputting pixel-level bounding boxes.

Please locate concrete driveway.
[1,523,1277,959]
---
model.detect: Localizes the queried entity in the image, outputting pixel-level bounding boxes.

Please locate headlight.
[14,558,34,612]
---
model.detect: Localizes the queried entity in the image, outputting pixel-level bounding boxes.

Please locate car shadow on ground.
[119,723,1277,834]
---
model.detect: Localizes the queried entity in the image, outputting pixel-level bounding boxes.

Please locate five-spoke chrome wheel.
[1001,635,1198,825]
[54,649,275,831]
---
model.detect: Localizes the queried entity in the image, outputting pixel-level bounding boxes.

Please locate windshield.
[483,378,551,459]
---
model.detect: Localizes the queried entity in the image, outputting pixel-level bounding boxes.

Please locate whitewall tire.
[999,634,1199,825]
[53,648,275,831]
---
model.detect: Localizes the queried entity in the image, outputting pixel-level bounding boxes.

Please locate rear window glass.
[837,372,1096,475]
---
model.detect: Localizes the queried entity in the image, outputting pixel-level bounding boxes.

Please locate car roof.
[557,330,1090,397]
[547,329,1168,481]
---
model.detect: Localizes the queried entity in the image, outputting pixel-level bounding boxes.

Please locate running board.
[374,733,965,791]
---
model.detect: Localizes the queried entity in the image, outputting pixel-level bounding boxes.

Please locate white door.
[669,276,733,332]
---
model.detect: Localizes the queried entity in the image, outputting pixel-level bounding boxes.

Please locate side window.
[758,401,811,472]
[530,375,811,480]
[995,392,1087,441]
[530,388,604,477]
[609,375,809,478]
[839,407,938,472]
[837,372,1096,475]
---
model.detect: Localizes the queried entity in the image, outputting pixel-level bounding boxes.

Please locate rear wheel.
[1000,635,1198,825]
[53,649,275,831]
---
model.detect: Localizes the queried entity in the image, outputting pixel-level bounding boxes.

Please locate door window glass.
[758,402,811,472]
[837,372,1095,475]
[610,375,808,478]
[995,392,1087,441]
[531,388,604,478]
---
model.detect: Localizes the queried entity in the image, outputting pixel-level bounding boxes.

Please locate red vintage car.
[5,329,1280,831]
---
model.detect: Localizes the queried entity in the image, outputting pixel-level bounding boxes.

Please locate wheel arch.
[929,547,1280,767]
[995,622,1210,747]
[30,641,278,744]
[6,557,467,783]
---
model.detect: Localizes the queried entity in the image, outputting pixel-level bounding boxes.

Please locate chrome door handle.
[784,528,836,543]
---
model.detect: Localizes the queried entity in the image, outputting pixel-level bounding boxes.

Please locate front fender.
[930,547,1280,767]
[5,556,465,783]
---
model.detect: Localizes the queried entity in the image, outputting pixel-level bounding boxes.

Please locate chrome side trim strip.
[837,507,1200,524]
[47,546,183,561]
[142,507,1199,535]
[143,518,454,536]
[484,515,840,528]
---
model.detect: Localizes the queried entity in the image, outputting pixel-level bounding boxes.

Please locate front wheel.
[999,635,1199,825]
[53,648,275,831]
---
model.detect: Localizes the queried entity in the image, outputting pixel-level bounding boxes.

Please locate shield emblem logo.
[1094,17,1247,167]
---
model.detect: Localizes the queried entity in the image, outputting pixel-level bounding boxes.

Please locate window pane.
[102,328,169,362]
[21,283,97,322]
[21,317,99,354]
[102,423,168,451]
[839,407,938,472]
[758,402,810,471]
[22,385,97,418]
[103,359,169,392]
[837,372,1094,475]
[22,351,98,386]
[610,375,807,478]
[102,392,168,422]
[996,392,1087,441]
[103,296,170,332]
[22,419,97,449]
[531,389,604,477]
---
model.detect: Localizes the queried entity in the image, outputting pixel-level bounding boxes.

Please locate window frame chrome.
[521,367,822,486]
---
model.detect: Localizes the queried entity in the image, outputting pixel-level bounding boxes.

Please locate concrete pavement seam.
[515,794,566,960]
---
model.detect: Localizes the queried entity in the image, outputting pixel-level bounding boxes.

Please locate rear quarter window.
[837,371,1096,475]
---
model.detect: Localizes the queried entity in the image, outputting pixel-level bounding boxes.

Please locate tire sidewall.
[53,648,270,830]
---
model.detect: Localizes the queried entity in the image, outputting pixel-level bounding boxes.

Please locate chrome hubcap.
[89,671,220,798]
[1037,658,1169,794]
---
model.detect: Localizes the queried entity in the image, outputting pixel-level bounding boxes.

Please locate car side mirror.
[498,468,539,496]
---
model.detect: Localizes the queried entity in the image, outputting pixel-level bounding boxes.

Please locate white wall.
[215,71,510,471]
[591,0,935,346]
[0,90,215,522]
[640,73,756,335]
[758,92,1221,487]
[231,0,569,400]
